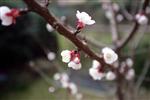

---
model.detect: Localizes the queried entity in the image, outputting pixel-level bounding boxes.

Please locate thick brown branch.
[23,0,107,66]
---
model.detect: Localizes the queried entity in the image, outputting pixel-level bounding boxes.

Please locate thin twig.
[109,3,119,45]
[116,0,149,52]
[135,60,150,95]
[116,22,139,52]
[119,0,133,21]
[64,23,108,48]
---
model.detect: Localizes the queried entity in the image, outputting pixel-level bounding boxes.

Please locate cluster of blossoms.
[53,73,82,99]
[76,10,95,30]
[89,47,118,81]
[135,13,148,25]
[61,50,82,70]
[0,6,20,26]
[89,60,116,81]
[60,47,118,80]
[101,2,124,22]
[119,58,135,80]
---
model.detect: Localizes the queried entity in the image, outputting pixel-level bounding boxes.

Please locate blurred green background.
[0,0,150,100]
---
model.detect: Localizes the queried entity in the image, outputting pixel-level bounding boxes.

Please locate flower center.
[76,20,85,30]
[106,53,112,59]
[6,9,20,24]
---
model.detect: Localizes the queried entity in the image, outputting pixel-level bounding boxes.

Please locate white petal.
[76,10,81,19]
[61,73,69,82]
[125,69,135,80]
[48,87,55,93]
[0,6,13,26]
[68,61,81,70]
[102,47,113,54]
[116,14,124,22]
[112,3,120,12]
[106,71,116,80]
[69,82,78,95]
[47,52,56,61]
[61,50,71,63]
[61,50,70,56]
[61,81,69,88]
[135,14,141,20]
[76,93,83,100]
[102,47,118,64]
[89,68,104,80]
[81,12,91,19]
[53,73,61,80]
[138,15,148,25]
[73,57,80,64]
[46,24,54,32]
[85,20,95,25]
[92,60,100,68]
[119,62,126,73]
[126,58,133,67]
[113,53,118,62]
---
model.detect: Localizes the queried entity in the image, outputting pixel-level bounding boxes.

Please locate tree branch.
[116,22,139,52]
[109,3,119,45]
[116,0,149,52]
[22,0,108,66]
[135,60,150,95]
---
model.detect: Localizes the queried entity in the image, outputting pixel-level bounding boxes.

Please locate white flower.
[68,82,78,95]
[106,71,116,80]
[112,3,120,12]
[61,80,69,88]
[61,73,69,82]
[105,10,113,20]
[102,47,118,64]
[102,3,110,10]
[119,62,126,73]
[48,87,55,93]
[125,69,135,80]
[60,73,70,88]
[46,23,54,32]
[76,10,95,25]
[89,60,104,80]
[61,50,82,70]
[76,93,83,100]
[135,14,141,20]
[92,60,101,68]
[0,6,13,26]
[68,61,82,70]
[116,14,124,22]
[89,67,105,80]
[61,50,71,63]
[126,58,133,68]
[47,52,56,61]
[138,15,148,25]
[135,14,148,25]
[53,73,61,80]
